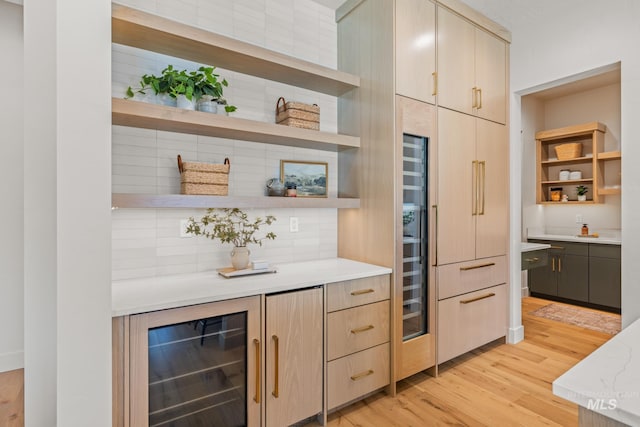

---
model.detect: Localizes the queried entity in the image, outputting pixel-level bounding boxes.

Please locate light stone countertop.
[553,318,640,426]
[521,242,551,252]
[527,233,621,245]
[112,257,392,316]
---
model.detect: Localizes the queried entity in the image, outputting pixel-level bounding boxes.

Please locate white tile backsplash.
[112,0,340,280]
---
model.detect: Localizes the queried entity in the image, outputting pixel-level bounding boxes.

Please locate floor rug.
[529,303,621,335]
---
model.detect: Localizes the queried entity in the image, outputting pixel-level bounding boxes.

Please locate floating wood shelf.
[111,193,360,209]
[112,98,360,151]
[112,3,360,96]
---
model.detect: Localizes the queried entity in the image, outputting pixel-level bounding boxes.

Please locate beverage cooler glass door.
[129,297,261,427]
[402,133,428,340]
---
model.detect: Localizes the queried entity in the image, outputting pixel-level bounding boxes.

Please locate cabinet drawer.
[326,275,390,312]
[521,249,548,271]
[437,256,506,300]
[327,300,389,361]
[437,284,507,364]
[327,344,390,410]
[529,240,588,256]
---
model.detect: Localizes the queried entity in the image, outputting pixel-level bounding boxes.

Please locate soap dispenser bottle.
[581,224,589,236]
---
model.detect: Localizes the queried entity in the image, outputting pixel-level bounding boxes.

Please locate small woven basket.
[177,155,230,195]
[555,143,582,160]
[275,96,320,130]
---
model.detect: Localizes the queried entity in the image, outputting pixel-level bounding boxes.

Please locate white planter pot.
[157,93,176,107]
[216,103,228,115]
[230,246,250,270]
[578,195,587,202]
[197,95,217,113]
[176,94,195,110]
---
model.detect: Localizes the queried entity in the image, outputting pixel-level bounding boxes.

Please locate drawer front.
[327,344,390,410]
[521,249,548,271]
[589,244,621,259]
[437,284,507,364]
[327,274,390,312]
[529,240,588,256]
[437,256,506,300]
[327,300,389,361]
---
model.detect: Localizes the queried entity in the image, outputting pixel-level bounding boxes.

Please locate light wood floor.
[319,297,614,427]
[0,297,614,426]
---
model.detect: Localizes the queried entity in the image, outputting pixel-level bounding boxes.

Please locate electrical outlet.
[575,214,583,224]
[180,219,192,238]
[289,217,299,233]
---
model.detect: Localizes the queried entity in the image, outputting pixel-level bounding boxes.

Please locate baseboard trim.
[507,325,524,344]
[0,351,24,373]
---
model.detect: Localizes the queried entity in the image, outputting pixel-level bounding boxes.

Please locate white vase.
[230,246,250,270]
[176,94,195,110]
[157,93,176,107]
[197,95,217,113]
[578,194,587,202]
[216,103,228,115]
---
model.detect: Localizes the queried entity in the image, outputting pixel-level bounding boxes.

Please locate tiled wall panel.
[112,0,340,280]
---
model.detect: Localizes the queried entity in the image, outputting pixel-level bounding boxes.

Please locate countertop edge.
[528,234,621,245]
[112,258,392,317]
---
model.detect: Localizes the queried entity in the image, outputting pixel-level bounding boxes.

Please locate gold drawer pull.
[350,288,374,296]
[460,262,495,271]
[550,245,564,250]
[350,325,374,334]
[272,335,279,398]
[524,257,539,263]
[350,369,374,381]
[253,339,260,403]
[460,293,496,304]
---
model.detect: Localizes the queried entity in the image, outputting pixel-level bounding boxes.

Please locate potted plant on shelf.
[576,185,588,201]
[215,97,238,115]
[186,208,276,270]
[125,73,161,103]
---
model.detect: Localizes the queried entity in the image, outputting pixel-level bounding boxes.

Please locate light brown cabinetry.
[326,275,391,409]
[437,107,508,265]
[395,0,436,104]
[437,5,507,124]
[265,288,323,426]
[535,121,620,204]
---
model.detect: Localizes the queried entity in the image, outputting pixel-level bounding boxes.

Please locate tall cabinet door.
[395,0,436,104]
[475,119,508,259]
[265,288,323,427]
[436,6,475,116]
[475,28,507,124]
[437,107,476,265]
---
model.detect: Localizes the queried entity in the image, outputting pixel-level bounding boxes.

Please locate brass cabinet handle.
[432,71,438,96]
[460,292,496,304]
[479,161,486,215]
[350,369,374,381]
[552,257,555,272]
[472,87,478,108]
[432,205,438,266]
[550,245,564,250]
[272,335,279,398]
[558,258,562,273]
[253,339,260,403]
[477,88,483,109]
[350,288,374,296]
[460,262,495,271]
[472,161,478,215]
[524,257,540,263]
[350,324,374,334]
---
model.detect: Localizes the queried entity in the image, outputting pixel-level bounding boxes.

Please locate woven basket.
[275,96,320,130]
[555,143,582,160]
[177,155,230,195]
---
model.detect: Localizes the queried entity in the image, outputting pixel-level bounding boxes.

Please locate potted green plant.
[125,73,160,103]
[576,185,588,201]
[186,208,276,270]
[215,97,238,115]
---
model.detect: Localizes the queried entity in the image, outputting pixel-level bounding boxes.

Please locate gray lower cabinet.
[528,239,620,310]
[589,245,621,309]
[528,241,588,302]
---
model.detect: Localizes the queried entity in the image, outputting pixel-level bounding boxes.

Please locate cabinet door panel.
[475,119,508,259]
[589,256,621,309]
[475,28,507,124]
[436,6,475,115]
[266,288,323,426]
[437,108,476,265]
[396,0,436,103]
[528,258,557,296]
[557,254,589,302]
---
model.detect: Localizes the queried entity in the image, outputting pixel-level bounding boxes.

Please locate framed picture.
[280,160,328,198]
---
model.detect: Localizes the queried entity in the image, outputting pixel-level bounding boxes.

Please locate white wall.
[111,0,340,280]
[462,0,640,327]
[23,0,112,424]
[0,0,24,373]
